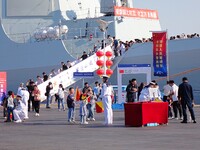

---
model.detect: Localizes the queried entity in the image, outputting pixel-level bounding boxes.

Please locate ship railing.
[60,6,114,19]
[38,45,113,102]
[65,27,102,40]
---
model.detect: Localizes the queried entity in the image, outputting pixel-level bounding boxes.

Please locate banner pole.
[166,30,170,81]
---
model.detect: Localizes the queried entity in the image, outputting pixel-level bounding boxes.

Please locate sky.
[134,0,200,36]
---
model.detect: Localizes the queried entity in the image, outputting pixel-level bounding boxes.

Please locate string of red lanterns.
[96,50,113,77]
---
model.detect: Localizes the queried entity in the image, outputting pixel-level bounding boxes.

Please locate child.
[4,91,14,122]
[79,89,89,124]
[67,87,76,123]
[87,87,97,121]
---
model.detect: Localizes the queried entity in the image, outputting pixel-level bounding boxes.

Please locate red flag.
[96,101,104,113]
[75,87,81,101]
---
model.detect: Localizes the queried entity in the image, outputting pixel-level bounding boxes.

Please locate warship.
[0,0,200,102]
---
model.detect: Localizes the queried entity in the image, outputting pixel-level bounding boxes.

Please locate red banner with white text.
[0,72,7,105]
[152,32,167,76]
[114,6,159,20]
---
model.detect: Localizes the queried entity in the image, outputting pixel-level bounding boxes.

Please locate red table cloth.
[124,102,168,127]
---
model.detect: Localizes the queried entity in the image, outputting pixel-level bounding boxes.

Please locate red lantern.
[96,50,104,58]
[96,60,104,67]
[105,51,112,59]
[96,69,104,76]
[106,60,113,68]
[106,69,113,77]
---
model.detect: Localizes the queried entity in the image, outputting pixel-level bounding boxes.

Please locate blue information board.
[73,72,94,78]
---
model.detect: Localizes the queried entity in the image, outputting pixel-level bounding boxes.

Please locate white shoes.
[35,113,40,116]
[87,118,95,121]
[80,121,89,125]
[14,120,22,123]
[91,118,95,121]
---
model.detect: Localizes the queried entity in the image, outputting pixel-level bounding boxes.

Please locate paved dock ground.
[0,104,200,150]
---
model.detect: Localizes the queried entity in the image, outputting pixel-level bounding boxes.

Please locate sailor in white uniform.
[20,88,30,119]
[139,82,162,102]
[101,75,113,125]
[17,83,24,95]
[139,82,155,102]
[13,94,25,123]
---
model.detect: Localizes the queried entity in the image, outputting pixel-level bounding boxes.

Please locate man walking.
[169,80,182,120]
[178,77,196,123]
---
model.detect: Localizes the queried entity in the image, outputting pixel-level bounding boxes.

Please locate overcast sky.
[134,0,200,36]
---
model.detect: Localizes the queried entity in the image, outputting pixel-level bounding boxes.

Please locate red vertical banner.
[0,72,7,104]
[152,32,167,76]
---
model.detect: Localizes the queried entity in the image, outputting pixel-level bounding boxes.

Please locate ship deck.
[0,104,200,150]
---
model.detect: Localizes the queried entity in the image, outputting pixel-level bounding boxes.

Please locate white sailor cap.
[102,75,109,78]
[149,81,156,85]
[16,94,22,98]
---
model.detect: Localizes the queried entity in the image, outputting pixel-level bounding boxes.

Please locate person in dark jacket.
[178,77,196,123]
[79,51,88,60]
[26,80,35,111]
[67,87,75,123]
[45,82,53,108]
[61,62,68,71]
[43,72,48,82]
[126,79,138,102]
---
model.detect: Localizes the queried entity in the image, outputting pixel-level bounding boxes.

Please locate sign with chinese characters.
[152,32,167,76]
[114,6,159,20]
[117,64,151,104]
[0,72,7,105]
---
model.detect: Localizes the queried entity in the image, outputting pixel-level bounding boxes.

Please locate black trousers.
[34,101,40,113]
[28,96,35,111]
[181,100,195,121]
[163,96,172,117]
[172,101,182,118]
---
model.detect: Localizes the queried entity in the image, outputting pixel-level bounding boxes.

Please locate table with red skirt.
[124,102,168,127]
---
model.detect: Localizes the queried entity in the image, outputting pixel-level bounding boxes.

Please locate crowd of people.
[1,74,197,125]
[1,75,115,125]
[1,34,198,125]
[125,77,196,124]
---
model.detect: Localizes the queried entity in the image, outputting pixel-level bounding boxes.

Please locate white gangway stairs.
[38,45,112,101]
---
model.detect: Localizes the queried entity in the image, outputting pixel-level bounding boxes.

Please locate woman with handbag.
[32,85,41,116]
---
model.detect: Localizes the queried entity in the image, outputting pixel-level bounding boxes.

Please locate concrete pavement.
[0,104,200,150]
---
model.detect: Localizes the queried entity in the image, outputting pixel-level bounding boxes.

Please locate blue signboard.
[118,64,151,68]
[73,72,94,78]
